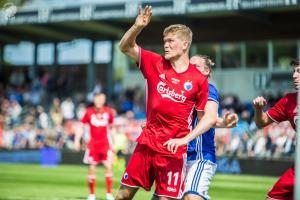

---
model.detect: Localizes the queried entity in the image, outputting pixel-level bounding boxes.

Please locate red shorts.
[83,145,112,165]
[121,144,186,199]
[267,165,294,200]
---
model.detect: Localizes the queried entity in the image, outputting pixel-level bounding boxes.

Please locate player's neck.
[94,106,103,112]
[170,54,189,73]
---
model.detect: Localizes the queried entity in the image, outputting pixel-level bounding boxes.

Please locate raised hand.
[74,141,81,152]
[134,5,152,29]
[140,121,146,130]
[223,112,238,128]
[253,96,267,109]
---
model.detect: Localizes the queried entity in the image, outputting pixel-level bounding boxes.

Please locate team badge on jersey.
[123,172,129,180]
[184,81,193,91]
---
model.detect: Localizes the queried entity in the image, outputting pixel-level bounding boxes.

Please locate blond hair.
[193,54,215,77]
[163,24,193,48]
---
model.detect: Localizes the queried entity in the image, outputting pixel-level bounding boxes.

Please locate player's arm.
[253,96,273,128]
[74,122,85,152]
[215,112,238,128]
[164,101,218,154]
[108,125,116,152]
[119,5,152,62]
[141,121,146,130]
[189,101,219,140]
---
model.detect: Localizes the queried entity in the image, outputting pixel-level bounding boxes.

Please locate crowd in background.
[0,68,296,159]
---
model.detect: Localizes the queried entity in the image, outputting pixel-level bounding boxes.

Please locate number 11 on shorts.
[167,171,179,186]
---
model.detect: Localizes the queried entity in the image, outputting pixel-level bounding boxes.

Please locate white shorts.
[184,160,217,200]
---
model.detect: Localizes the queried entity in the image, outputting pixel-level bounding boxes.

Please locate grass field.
[0,161,277,200]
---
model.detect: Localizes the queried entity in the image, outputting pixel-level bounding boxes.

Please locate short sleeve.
[266,96,287,123]
[208,84,219,104]
[195,78,209,111]
[109,109,114,124]
[81,110,89,124]
[138,47,162,79]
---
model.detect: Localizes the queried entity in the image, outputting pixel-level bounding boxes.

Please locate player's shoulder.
[208,83,219,102]
[82,107,94,118]
[190,64,205,75]
[277,92,297,104]
[208,83,218,93]
[103,106,115,113]
[85,106,94,113]
[284,92,297,100]
[189,64,208,82]
[140,47,163,60]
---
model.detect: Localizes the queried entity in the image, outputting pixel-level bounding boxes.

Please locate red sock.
[105,176,113,193]
[88,175,96,195]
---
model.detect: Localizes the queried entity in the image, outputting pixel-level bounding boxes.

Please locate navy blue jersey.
[187,83,219,163]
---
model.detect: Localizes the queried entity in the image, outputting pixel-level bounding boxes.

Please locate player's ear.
[203,70,210,77]
[182,40,189,51]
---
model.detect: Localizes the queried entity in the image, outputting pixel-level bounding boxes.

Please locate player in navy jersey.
[253,59,299,200]
[164,55,238,200]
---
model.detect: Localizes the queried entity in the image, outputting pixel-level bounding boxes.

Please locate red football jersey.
[137,48,208,156]
[267,92,297,130]
[81,106,114,150]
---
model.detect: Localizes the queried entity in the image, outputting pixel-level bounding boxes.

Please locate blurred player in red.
[116,5,210,200]
[74,92,115,200]
[253,59,299,200]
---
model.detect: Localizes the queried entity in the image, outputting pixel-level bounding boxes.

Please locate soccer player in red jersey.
[253,59,299,200]
[116,5,210,200]
[74,92,115,200]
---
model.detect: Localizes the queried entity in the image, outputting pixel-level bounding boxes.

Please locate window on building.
[4,41,34,66]
[193,43,216,59]
[246,41,268,68]
[220,43,240,68]
[58,39,91,64]
[273,40,297,70]
[94,41,112,64]
[38,43,54,65]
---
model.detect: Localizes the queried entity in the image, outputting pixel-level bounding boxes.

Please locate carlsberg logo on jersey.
[91,113,109,127]
[157,81,187,103]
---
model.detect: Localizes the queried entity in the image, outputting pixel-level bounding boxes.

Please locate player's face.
[163,33,188,61]
[292,65,300,90]
[93,94,106,109]
[190,56,210,77]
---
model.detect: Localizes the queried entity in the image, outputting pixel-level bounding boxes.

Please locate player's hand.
[110,146,116,153]
[253,96,267,109]
[74,141,81,152]
[141,121,146,130]
[134,5,152,29]
[223,112,238,128]
[163,138,188,154]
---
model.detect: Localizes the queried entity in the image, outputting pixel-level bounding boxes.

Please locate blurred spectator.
[0,113,4,147]
[7,100,22,125]
[9,69,25,88]
[61,98,75,120]
[37,106,49,129]
[0,83,295,161]
[76,103,86,120]
[50,98,63,126]
[87,80,105,102]
[253,130,266,157]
